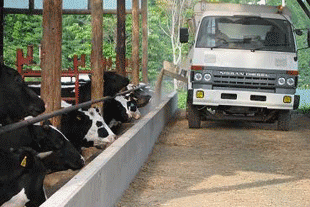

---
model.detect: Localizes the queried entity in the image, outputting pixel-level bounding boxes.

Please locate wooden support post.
[90,0,104,111]
[141,0,148,83]
[132,0,140,85]
[41,0,62,127]
[116,0,126,77]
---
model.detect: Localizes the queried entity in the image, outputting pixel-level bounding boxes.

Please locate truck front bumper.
[192,89,300,110]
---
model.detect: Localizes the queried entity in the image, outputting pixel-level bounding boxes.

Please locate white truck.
[180,2,310,130]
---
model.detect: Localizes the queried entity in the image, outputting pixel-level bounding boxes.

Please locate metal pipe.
[0,85,146,135]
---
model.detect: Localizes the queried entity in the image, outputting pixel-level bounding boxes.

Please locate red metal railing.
[16,45,134,104]
[16,46,91,104]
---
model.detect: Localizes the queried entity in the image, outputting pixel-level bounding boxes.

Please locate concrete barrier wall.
[40,92,178,207]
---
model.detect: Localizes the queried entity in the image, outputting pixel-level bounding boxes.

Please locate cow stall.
[41,92,178,207]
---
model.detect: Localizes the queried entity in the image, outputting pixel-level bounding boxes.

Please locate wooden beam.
[4,8,140,15]
[116,0,126,76]
[141,0,148,83]
[41,0,62,127]
[90,0,104,110]
[132,0,139,85]
[163,70,187,83]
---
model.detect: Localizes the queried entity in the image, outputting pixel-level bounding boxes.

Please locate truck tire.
[277,110,291,131]
[188,102,201,128]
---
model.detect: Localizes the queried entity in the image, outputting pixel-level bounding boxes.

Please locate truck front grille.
[213,72,276,91]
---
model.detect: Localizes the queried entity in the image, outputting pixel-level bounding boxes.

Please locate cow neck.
[27,125,42,150]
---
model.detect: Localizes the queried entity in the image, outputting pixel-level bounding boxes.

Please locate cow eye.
[90,111,94,116]
[76,115,82,121]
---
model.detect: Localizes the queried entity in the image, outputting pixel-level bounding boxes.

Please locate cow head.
[82,107,116,149]
[124,93,141,120]
[61,108,116,150]
[0,65,45,125]
[103,98,132,126]
[126,83,152,108]
[61,110,93,150]
[34,122,85,172]
[115,94,141,120]
[0,147,46,207]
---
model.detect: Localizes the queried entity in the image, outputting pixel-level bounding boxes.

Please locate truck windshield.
[196,16,295,52]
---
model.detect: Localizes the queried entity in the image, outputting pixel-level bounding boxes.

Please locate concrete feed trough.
[40,92,178,207]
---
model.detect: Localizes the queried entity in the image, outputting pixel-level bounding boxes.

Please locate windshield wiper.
[210,45,222,50]
[209,42,229,50]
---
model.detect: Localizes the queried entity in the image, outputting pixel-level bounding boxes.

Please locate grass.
[298,104,310,114]
[177,88,187,109]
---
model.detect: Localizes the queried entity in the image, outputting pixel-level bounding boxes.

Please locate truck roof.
[193,2,292,28]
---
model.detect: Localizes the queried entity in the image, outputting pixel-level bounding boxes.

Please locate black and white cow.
[0,122,85,173]
[102,98,132,131]
[61,107,116,151]
[0,147,46,207]
[126,83,153,108]
[0,65,45,125]
[101,93,142,131]
[78,71,130,106]
[115,94,141,120]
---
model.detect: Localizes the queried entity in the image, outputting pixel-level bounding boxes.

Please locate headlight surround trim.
[194,72,203,81]
[204,73,212,82]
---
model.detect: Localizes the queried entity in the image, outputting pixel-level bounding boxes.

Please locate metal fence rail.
[0,85,146,135]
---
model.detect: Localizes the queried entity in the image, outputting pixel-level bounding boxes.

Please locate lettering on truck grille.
[214,71,276,90]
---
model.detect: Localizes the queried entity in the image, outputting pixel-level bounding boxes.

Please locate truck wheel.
[188,102,201,128]
[277,110,291,131]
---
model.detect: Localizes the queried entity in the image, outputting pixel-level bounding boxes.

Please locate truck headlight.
[194,73,203,81]
[204,73,212,82]
[287,78,295,86]
[278,77,285,85]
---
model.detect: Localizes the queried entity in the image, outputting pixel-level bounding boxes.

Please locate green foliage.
[298,103,310,114]
[4,14,42,67]
[177,88,187,109]
[3,0,310,91]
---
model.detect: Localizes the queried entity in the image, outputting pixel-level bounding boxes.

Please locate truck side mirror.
[180,28,189,43]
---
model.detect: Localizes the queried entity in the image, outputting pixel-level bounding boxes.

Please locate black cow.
[0,65,45,125]
[0,122,85,173]
[78,71,130,105]
[61,107,116,151]
[0,147,46,207]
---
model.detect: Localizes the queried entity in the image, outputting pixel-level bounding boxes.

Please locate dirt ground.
[117,110,310,207]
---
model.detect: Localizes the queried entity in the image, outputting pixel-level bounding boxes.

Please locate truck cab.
[180,2,309,130]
